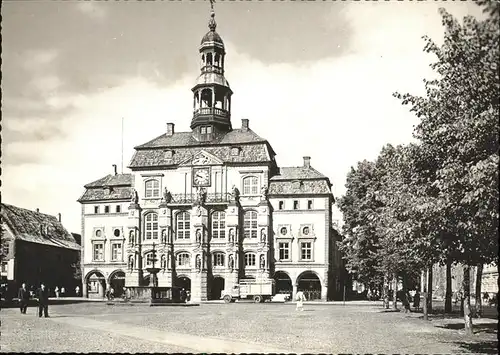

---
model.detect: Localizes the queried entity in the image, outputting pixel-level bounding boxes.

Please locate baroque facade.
[78,10,342,302]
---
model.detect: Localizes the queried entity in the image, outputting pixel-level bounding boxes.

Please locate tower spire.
[191,0,232,141]
[208,0,217,32]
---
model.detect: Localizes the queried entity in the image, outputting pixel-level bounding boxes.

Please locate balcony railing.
[169,193,232,205]
[193,107,230,120]
[201,65,223,75]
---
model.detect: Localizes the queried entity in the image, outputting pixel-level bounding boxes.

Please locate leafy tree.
[394,2,499,334]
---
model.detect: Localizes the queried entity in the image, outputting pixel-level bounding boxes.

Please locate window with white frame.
[300,241,312,261]
[177,252,190,267]
[93,243,104,261]
[145,179,160,198]
[176,211,191,239]
[278,242,290,261]
[111,243,122,261]
[211,211,225,239]
[213,252,225,267]
[243,210,258,239]
[144,213,159,240]
[242,176,259,195]
[245,253,256,267]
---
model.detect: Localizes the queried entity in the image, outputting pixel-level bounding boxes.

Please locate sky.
[1,0,485,233]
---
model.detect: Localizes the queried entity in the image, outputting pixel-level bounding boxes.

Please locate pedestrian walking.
[55,286,60,298]
[75,285,80,297]
[402,291,411,313]
[61,287,65,298]
[413,290,421,311]
[18,283,30,314]
[295,290,305,311]
[36,283,49,318]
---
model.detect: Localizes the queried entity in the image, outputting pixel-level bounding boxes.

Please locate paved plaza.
[1,301,497,353]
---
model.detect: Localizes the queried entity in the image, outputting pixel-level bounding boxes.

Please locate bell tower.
[191,5,233,141]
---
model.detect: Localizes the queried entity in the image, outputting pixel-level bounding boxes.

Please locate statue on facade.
[196,187,207,205]
[161,229,167,244]
[260,255,265,269]
[162,187,172,203]
[228,254,234,271]
[195,254,202,271]
[260,228,267,243]
[161,255,166,270]
[260,185,268,201]
[229,228,234,243]
[131,189,139,204]
[196,229,202,244]
[129,230,135,245]
[230,185,240,203]
[128,255,134,270]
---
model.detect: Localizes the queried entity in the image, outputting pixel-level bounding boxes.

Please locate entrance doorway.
[274,271,293,297]
[210,276,225,300]
[109,270,125,297]
[85,270,106,299]
[297,271,322,300]
[174,276,191,291]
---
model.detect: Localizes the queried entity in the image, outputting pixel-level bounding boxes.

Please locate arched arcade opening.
[109,270,126,298]
[85,270,106,299]
[274,271,293,297]
[209,276,225,300]
[297,271,322,301]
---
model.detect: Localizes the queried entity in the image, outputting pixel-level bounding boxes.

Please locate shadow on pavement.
[436,322,498,335]
[454,340,498,354]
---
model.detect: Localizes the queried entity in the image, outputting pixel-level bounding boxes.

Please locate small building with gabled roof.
[0,203,81,300]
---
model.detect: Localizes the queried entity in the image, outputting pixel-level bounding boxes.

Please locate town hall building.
[78,9,343,302]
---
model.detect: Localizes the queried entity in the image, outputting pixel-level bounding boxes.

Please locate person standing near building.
[55,286,60,298]
[61,287,65,298]
[18,283,30,314]
[36,283,49,318]
[75,285,80,297]
[295,290,305,311]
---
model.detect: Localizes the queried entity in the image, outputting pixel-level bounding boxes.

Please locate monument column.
[257,185,271,281]
[158,188,173,287]
[225,187,240,292]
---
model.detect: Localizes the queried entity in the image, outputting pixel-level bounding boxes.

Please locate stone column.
[292,284,298,302]
[158,204,172,287]
[257,195,271,280]
[225,202,240,290]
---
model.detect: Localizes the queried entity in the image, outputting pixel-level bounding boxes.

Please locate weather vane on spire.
[209,0,216,11]
[208,0,217,31]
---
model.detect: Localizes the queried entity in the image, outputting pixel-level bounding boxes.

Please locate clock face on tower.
[192,167,211,187]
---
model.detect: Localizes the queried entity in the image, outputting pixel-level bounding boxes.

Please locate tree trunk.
[392,274,398,310]
[463,266,474,335]
[475,264,483,318]
[422,268,428,321]
[383,273,390,309]
[427,266,433,313]
[445,259,453,313]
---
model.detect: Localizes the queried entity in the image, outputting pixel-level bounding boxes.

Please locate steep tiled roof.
[270,167,326,181]
[129,143,271,168]
[79,174,134,203]
[1,203,80,250]
[136,129,266,149]
[268,180,332,196]
[84,174,133,188]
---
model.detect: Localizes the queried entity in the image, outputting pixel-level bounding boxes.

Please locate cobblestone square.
[1,301,497,353]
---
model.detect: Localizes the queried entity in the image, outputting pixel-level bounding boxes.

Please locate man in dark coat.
[18,283,30,314]
[36,283,49,318]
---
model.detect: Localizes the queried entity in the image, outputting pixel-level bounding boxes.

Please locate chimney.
[112,164,117,176]
[36,208,40,213]
[303,156,311,169]
[166,123,175,136]
[241,119,249,132]
[58,213,62,223]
